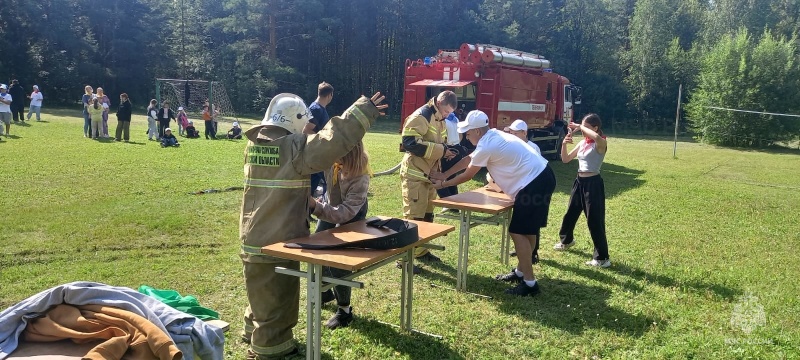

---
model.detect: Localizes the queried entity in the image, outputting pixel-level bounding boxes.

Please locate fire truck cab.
[401,43,581,160]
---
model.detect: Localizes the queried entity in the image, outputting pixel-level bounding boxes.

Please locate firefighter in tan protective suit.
[239,92,386,359]
[399,91,458,269]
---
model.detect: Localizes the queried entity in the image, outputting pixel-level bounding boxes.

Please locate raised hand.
[369,92,388,115]
[563,130,574,144]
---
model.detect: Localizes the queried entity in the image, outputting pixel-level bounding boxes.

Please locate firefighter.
[239,92,386,359]
[399,90,458,271]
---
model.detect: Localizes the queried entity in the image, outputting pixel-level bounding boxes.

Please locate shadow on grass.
[12,121,32,127]
[549,161,646,198]
[605,133,698,144]
[492,278,660,337]
[417,259,458,286]
[352,318,465,360]
[564,249,740,301]
[539,259,644,294]
[729,144,800,156]
[3,134,22,139]
[125,141,146,146]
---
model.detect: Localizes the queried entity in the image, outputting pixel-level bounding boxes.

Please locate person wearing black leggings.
[308,140,371,328]
[554,113,610,268]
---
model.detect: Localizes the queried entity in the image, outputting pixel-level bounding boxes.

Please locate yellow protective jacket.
[400,98,447,182]
[239,96,380,263]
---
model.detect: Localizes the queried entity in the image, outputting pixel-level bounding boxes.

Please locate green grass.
[1,109,799,359]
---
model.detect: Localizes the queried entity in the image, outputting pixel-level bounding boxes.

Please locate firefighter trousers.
[242,260,300,359]
[401,178,437,257]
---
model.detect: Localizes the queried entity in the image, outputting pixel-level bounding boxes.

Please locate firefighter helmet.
[261,93,312,134]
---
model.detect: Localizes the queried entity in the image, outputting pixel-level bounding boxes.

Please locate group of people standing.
[0,80,44,140]
[81,86,137,142]
[79,85,241,146]
[234,81,611,359]
[398,90,611,297]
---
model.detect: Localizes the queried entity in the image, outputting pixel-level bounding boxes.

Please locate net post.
[208,82,214,111]
[155,80,161,106]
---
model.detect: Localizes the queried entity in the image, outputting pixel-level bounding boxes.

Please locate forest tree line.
[1,0,798,146]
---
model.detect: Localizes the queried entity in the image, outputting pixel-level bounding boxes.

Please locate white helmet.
[261,93,312,134]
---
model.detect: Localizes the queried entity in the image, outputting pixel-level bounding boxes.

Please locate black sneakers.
[495,268,523,283]
[504,281,540,297]
[417,252,441,263]
[325,307,354,329]
[321,289,335,304]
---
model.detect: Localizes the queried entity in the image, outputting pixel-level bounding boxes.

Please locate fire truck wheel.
[546,127,566,161]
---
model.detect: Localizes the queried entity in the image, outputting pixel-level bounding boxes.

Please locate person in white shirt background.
[435,111,469,204]
[26,85,43,121]
[504,119,541,155]
[0,84,12,137]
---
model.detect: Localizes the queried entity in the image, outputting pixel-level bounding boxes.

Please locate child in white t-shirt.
[26,85,44,121]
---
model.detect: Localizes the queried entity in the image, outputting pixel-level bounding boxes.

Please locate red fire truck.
[401,43,581,160]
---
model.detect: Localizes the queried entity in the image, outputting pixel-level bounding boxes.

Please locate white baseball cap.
[165,128,172,132]
[504,119,528,132]
[457,110,489,133]
[0,84,6,90]
[178,106,184,111]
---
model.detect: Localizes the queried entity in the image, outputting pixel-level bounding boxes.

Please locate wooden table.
[261,217,454,360]
[432,187,514,292]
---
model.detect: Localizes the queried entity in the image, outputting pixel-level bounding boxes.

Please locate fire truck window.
[546,83,552,101]
[427,86,476,101]
[451,85,476,100]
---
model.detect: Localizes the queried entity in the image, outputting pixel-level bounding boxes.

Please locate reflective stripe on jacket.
[400,99,447,183]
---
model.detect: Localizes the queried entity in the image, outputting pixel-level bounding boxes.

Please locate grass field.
[1,109,799,359]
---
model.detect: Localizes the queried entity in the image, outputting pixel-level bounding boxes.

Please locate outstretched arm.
[295,93,387,175]
[433,164,481,189]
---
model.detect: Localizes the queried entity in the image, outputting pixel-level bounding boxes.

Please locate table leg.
[456,210,472,291]
[499,212,506,264]
[502,210,511,265]
[462,211,472,291]
[455,210,464,291]
[306,264,322,360]
[400,248,413,331]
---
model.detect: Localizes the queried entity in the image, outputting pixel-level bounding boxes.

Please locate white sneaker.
[585,259,611,268]
[553,241,575,251]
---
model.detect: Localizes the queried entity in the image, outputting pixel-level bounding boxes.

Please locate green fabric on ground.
[138,285,220,320]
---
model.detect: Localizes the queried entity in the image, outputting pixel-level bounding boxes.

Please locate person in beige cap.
[504,119,541,155]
